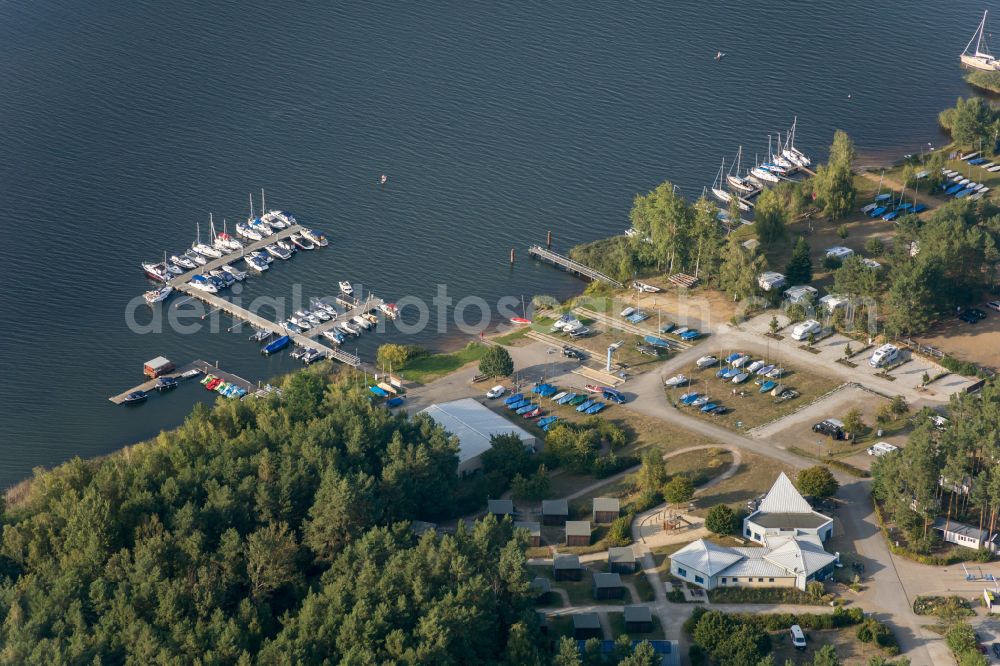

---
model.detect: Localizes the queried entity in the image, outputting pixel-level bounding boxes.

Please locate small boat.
[144,285,173,304]
[339,281,354,296]
[673,327,690,336]
[164,263,183,276]
[205,378,222,391]
[696,355,718,368]
[188,275,218,294]
[179,369,201,380]
[122,390,147,405]
[551,391,567,402]
[586,402,606,414]
[244,256,267,273]
[379,302,400,319]
[584,384,606,393]
[756,364,774,376]
[266,243,292,260]
[691,395,710,407]
[200,374,215,385]
[352,315,372,330]
[249,328,272,342]
[557,392,577,405]
[192,242,222,259]
[262,335,291,355]
[760,380,777,393]
[281,320,303,334]
[211,269,234,287]
[569,395,588,406]
[236,222,263,241]
[276,239,296,255]
[680,392,701,405]
[510,317,532,325]
[680,329,701,341]
[289,233,315,250]
[664,374,688,388]
[731,355,750,368]
[576,400,595,412]
[504,393,525,406]
[381,174,388,184]
[290,317,312,330]
[221,264,246,281]
[746,360,764,374]
[301,348,323,365]
[700,402,718,413]
[767,367,785,379]
[715,51,725,60]
[720,367,740,379]
[338,322,360,336]
[141,262,170,282]
[751,165,780,183]
[171,254,196,269]
[251,250,273,264]
[362,312,378,325]
[517,402,539,415]
[321,330,343,344]
[311,309,332,322]
[301,228,328,247]
[524,406,543,418]
[184,250,207,266]
[724,352,743,363]
[731,372,750,384]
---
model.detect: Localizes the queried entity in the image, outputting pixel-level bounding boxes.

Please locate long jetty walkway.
[527,245,624,288]
[172,283,364,367]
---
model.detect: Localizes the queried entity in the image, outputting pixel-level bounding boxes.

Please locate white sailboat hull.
[751,167,780,183]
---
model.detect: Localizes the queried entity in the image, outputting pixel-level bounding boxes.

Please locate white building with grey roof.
[743,472,833,545]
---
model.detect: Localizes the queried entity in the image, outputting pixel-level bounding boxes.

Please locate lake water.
[0,0,987,487]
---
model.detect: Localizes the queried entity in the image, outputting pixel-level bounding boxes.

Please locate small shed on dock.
[144,356,174,378]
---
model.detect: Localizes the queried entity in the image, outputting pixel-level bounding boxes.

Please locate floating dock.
[527,245,624,288]
[109,359,255,404]
[167,224,305,286]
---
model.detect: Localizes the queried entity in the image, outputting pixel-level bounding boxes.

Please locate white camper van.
[869,343,899,368]
[790,319,821,341]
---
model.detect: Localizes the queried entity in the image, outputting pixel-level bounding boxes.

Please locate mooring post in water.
[510,248,515,264]
[547,230,552,248]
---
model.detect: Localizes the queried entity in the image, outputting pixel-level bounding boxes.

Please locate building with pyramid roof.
[743,472,833,545]
[669,474,838,592]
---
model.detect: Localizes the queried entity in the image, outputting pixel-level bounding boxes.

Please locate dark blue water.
[0,0,989,487]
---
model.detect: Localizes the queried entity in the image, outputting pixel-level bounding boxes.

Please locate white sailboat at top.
[726,146,755,193]
[771,131,795,170]
[961,10,1000,72]
[782,116,811,167]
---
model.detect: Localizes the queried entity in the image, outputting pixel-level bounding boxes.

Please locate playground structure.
[962,562,997,582]
[661,506,694,533]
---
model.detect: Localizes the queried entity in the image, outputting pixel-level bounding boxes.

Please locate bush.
[591,453,637,479]
[796,466,839,499]
[946,622,978,655]
[837,224,849,239]
[865,237,885,256]
[705,504,738,536]
[823,255,843,271]
[843,408,866,436]
[478,345,514,378]
[940,355,984,378]
[663,475,695,504]
[606,514,633,547]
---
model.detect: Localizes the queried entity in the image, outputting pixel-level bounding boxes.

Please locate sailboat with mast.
[751,140,781,184]
[961,10,1000,71]
[711,158,752,211]
[782,117,812,167]
[726,146,755,193]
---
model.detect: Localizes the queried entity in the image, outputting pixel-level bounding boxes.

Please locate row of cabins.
[488,497,622,547]
[567,617,679,665]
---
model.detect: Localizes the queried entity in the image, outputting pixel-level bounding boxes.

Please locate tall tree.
[691,197,724,280]
[629,181,692,272]
[304,469,378,560]
[785,236,813,285]
[247,521,302,602]
[796,466,839,499]
[479,345,514,378]
[813,130,857,220]
[720,234,767,302]
[754,188,788,244]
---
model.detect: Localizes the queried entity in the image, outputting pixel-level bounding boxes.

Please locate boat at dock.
[379,302,400,319]
[141,261,171,282]
[339,280,354,296]
[171,254,196,269]
[265,243,292,260]
[726,146,755,193]
[262,335,291,355]
[185,250,207,266]
[289,233,315,250]
[122,390,147,405]
[961,10,1000,71]
[143,285,173,304]
[750,165,780,183]
[188,275,219,294]
[301,227,328,246]
[221,264,246,281]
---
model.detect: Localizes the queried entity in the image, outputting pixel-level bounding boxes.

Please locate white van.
[791,625,807,650]
[869,343,899,368]
[620,307,635,318]
[790,319,821,341]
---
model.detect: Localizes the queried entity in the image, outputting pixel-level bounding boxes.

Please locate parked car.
[812,419,846,440]
[568,327,592,338]
[791,625,807,650]
[986,300,1000,312]
[486,385,506,399]
[562,346,584,360]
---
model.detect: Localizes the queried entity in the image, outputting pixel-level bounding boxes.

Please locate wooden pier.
[527,245,624,288]
[109,359,256,404]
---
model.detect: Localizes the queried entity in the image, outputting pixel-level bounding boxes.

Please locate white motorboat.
[244,256,267,273]
[281,320,302,333]
[221,264,246,281]
[339,322,360,336]
[250,250,273,264]
[311,309,331,322]
[192,242,221,259]
[188,275,218,294]
[321,330,342,344]
[695,355,718,368]
[664,374,688,388]
[236,221,263,241]
[265,243,291,260]
[751,166,780,183]
[172,254,196,269]
[144,285,173,304]
[165,263,183,276]
[277,239,297,254]
[142,261,170,282]
[339,280,354,296]
[290,317,312,330]
[301,227,328,247]
[379,302,399,319]
[746,360,764,374]
[289,233,315,250]
[352,315,373,330]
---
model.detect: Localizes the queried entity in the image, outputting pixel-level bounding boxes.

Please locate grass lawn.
[689,449,798,515]
[630,570,656,603]
[769,627,888,665]
[666,448,733,487]
[669,363,841,432]
[399,342,488,384]
[607,613,666,640]
[491,326,533,346]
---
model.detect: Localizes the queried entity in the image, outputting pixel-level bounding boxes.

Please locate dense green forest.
[0,370,551,664]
